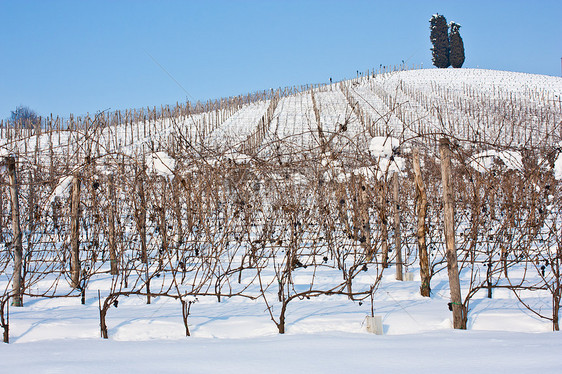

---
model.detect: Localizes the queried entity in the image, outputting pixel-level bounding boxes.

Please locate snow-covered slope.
[2,68,561,160]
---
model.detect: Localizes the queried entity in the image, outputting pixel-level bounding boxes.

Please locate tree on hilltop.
[449,22,465,68]
[430,14,450,68]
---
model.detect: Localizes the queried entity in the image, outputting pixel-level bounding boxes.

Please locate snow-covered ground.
[3,331,560,373]
[1,268,559,373]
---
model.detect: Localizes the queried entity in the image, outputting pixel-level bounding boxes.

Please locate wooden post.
[379,186,389,269]
[157,183,168,272]
[27,170,35,230]
[393,172,403,280]
[439,138,465,329]
[52,196,60,244]
[137,174,148,264]
[70,174,81,289]
[108,175,118,275]
[7,157,23,307]
[413,148,430,296]
[172,177,184,258]
[359,178,372,261]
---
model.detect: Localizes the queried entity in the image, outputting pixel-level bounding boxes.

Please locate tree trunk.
[439,138,465,329]
[553,291,560,331]
[181,300,191,337]
[413,148,430,297]
[7,157,23,307]
[99,291,109,339]
[2,300,9,343]
[278,301,288,334]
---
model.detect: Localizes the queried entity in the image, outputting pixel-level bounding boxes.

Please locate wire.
[385,291,420,324]
[144,50,195,102]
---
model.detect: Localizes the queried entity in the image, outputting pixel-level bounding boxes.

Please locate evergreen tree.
[430,14,450,68]
[449,22,465,68]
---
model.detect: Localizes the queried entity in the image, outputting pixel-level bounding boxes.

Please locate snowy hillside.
[0,68,561,373]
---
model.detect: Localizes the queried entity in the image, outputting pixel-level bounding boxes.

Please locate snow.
[2,332,560,373]
[369,136,400,158]
[207,101,269,150]
[47,175,74,203]
[146,151,176,178]
[470,149,523,173]
[1,273,559,372]
[224,151,253,164]
[366,136,406,178]
[555,149,562,180]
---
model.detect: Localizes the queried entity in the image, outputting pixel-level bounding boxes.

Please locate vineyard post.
[7,157,23,306]
[359,177,372,261]
[137,173,148,264]
[108,175,118,275]
[70,174,81,289]
[378,182,389,268]
[439,138,465,329]
[157,179,168,272]
[393,172,403,280]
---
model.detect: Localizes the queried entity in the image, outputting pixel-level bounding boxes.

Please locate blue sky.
[1,0,561,120]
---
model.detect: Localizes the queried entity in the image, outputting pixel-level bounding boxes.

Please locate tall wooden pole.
[439,138,465,329]
[7,157,23,307]
[70,174,81,289]
[108,175,118,275]
[135,169,148,264]
[378,184,389,268]
[157,179,168,272]
[359,178,372,260]
[393,172,403,280]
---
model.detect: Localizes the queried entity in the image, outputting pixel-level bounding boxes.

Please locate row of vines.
[0,69,561,342]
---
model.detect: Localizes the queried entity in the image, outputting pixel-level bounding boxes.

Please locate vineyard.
[1,67,562,346]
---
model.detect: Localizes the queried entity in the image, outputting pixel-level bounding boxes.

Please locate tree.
[10,105,39,129]
[449,22,465,68]
[430,14,450,68]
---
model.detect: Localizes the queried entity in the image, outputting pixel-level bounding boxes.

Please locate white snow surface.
[369,136,400,158]
[2,331,559,373]
[47,175,74,203]
[555,149,562,180]
[1,269,559,373]
[470,149,523,173]
[146,151,176,178]
[366,136,405,178]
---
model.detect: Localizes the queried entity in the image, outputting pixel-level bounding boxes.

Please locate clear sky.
[1,0,561,120]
